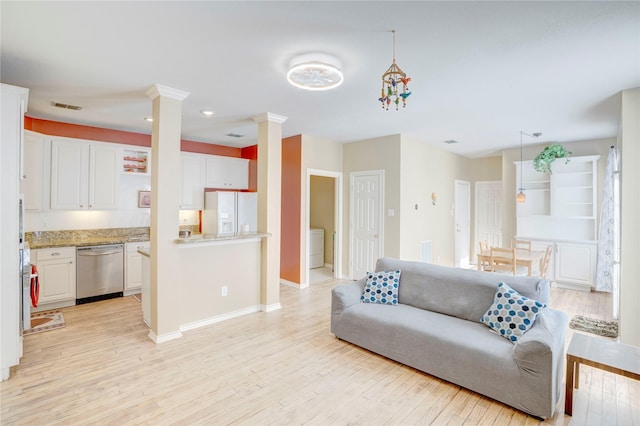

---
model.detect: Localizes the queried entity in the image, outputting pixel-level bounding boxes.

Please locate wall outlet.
[221,286,228,297]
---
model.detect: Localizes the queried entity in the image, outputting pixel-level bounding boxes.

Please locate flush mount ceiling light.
[200,109,215,116]
[144,117,153,122]
[286,54,343,91]
[379,30,412,110]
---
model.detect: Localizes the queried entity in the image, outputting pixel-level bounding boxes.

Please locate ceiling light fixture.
[517,131,542,203]
[379,30,412,110]
[286,54,343,91]
[144,117,153,122]
[200,110,215,116]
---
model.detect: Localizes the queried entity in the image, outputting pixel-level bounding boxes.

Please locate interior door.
[475,181,503,257]
[454,180,471,268]
[351,171,383,279]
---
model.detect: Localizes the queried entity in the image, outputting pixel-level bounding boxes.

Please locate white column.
[253,112,287,311]
[145,84,189,343]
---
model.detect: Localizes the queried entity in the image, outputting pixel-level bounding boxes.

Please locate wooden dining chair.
[478,240,491,271]
[511,239,532,251]
[538,245,553,279]
[490,247,517,275]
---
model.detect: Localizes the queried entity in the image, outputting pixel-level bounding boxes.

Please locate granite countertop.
[175,232,271,245]
[26,227,150,249]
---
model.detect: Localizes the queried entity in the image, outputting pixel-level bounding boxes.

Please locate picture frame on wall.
[138,191,151,208]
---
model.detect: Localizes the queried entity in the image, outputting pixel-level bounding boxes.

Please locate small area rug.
[24,310,65,336]
[569,315,618,338]
[132,293,141,303]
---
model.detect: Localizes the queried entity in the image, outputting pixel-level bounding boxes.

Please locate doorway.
[454,180,471,268]
[350,170,384,279]
[306,169,342,285]
[475,181,503,260]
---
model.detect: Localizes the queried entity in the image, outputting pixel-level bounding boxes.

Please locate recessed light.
[200,110,215,116]
[144,117,153,122]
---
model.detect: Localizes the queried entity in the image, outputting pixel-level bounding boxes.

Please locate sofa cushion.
[481,282,546,342]
[361,270,401,305]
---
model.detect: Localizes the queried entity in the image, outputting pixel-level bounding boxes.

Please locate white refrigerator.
[202,191,258,235]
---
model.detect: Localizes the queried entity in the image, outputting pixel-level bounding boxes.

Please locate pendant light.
[379,30,412,110]
[517,131,542,203]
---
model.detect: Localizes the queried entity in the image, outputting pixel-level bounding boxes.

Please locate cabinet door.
[50,139,88,209]
[35,248,76,304]
[180,153,205,209]
[21,132,45,211]
[555,242,596,289]
[125,242,149,291]
[89,144,119,209]
[205,155,229,188]
[226,157,249,189]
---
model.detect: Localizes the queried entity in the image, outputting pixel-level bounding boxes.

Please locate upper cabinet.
[515,155,600,241]
[50,137,119,210]
[205,155,249,190]
[21,131,46,211]
[180,153,206,210]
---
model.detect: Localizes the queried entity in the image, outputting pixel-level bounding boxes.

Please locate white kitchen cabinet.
[21,131,46,211]
[180,153,206,210]
[33,246,76,309]
[555,242,597,291]
[50,137,119,210]
[205,155,249,189]
[125,241,150,293]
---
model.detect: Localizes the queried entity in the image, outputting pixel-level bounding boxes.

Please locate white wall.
[619,87,640,347]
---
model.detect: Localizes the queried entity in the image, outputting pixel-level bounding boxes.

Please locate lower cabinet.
[125,242,150,294]
[33,246,76,311]
[555,242,597,291]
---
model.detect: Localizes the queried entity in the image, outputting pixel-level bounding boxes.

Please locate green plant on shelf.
[533,144,571,173]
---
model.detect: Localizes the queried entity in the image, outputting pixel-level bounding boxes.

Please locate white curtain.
[595,147,619,298]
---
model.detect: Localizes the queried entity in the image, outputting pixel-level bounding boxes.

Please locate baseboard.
[280,279,308,289]
[148,329,183,344]
[179,305,261,332]
[324,263,333,269]
[124,288,141,296]
[555,281,592,292]
[261,302,282,312]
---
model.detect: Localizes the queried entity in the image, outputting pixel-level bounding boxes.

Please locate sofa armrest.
[512,308,568,417]
[331,278,366,316]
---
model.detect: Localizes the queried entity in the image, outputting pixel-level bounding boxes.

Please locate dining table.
[477,248,545,276]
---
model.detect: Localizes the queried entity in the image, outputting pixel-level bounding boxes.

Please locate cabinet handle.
[80,204,84,208]
[89,204,93,208]
[69,261,73,264]
[51,252,60,256]
[22,174,27,179]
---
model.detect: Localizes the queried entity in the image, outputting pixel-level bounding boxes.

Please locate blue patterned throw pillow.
[480,282,546,343]
[361,270,401,305]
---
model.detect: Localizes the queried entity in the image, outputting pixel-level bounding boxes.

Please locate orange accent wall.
[280,135,302,284]
[25,116,243,157]
[241,145,258,192]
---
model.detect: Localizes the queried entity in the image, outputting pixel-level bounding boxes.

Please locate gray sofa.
[331,257,568,419]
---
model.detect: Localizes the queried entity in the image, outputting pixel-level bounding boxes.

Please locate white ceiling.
[1,1,638,158]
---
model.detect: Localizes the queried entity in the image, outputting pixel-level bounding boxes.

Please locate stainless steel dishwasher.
[76,244,124,304]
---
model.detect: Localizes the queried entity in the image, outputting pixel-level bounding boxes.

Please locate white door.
[350,171,383,279]
[475,181,503,257]
[454,180,471,268]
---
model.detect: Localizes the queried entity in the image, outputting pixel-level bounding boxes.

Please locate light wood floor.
[1,279,638,425]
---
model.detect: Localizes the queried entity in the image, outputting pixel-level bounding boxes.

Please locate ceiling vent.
[52,102,82,111]
[444,139,459,144]
[225,133,244,138]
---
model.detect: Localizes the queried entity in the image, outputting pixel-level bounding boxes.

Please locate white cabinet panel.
[205,155,249,190]
[34,247,76,306]
[50,139,87,210]
[180,153,206,210]
[556,242,596,290]
[50,138,118,210]
[125,241,150,292]
[21,132,46,211]
[89,144,119,209]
